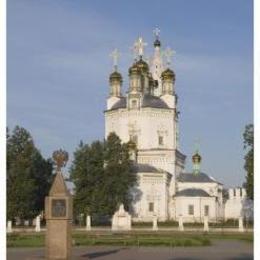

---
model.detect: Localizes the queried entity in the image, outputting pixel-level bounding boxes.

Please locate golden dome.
[109,71,122,82]
[128,61,139,74]
[135,58,149,72]
[161,68,175,81]
[192,152,202,164]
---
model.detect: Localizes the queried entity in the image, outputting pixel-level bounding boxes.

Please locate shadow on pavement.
[228,253,253,260]
[80,248,126,259]
[168,258,201,260]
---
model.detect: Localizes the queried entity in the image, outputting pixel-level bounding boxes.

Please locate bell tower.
[150,28,164,96]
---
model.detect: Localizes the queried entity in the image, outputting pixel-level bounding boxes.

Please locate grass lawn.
[7,231,253,248]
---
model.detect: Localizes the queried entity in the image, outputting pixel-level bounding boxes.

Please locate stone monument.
[203,216,209,232]
[45,149,72,260]
[112,204,131,231]
[153,215,158,231]
[35,215,41,232]
[86,215,91,231]
[178,215,184,231]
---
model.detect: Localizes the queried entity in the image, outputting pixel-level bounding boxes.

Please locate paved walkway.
[7,240,253,260]
[10,227,254,233]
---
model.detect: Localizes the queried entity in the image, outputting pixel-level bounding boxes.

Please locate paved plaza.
[7,240,253,260]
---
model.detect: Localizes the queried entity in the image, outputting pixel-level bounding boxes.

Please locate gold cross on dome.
[134,37,147,57]
[153,27,160,38]
[109,48,121,70]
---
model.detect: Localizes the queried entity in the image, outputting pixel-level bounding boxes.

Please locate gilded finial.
[110,48,121,71]
[192,139,201,175]
[133,37,147,58]
[153,27,160,39]
[52,149,69,172]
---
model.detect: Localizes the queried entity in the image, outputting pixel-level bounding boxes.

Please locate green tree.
[7,126,53,221]
[70,140,104,216]
[70,133,136,218]
[102,133,136,215]
[243,124,254,200]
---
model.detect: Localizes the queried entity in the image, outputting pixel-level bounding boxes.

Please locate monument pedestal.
[112,204,131,231]
[45,162,72,260]
[46,219,72,260]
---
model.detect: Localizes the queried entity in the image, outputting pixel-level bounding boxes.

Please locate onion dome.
[154,38,161,47]
[135,57,149,73]
[128,62,139,75]
[109,71,122,83]
[192,152,202,164]
[161,68,175,81]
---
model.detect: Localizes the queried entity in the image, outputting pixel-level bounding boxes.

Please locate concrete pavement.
[7,240,253,260]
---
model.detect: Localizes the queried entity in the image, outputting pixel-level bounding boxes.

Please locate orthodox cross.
[153,27,160,38]
[163,47,175,67]
[109,48,120,71]
[134,37,147,57]
[130,44,138,61]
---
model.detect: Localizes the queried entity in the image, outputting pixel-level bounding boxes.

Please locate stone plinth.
[35,215,41,232]
[178,215,184,231]
[7,221,12,233]
[45,171,72,260]
[86,215,91,231]
[112,204,131,231]
[204,216,209,232]
[239,216,244,232]
[153,215,158,231]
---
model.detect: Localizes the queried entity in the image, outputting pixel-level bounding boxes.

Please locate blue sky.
[7,0,253,187]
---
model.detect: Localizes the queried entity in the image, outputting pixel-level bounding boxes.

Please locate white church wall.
[132,172,170,222]
[225,198,245,220]
[174,197,217,223]
[105,108,175,150]
[105,107,178,179]
[224,188,253,220]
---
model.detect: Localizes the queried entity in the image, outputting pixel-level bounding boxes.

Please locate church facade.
[104,31,250,223]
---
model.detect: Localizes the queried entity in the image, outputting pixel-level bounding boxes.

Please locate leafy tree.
[102,133,136,215]
[70,140,104,216]
[7,126,53,221]
[243,124,254,200]
[70,133,136,218]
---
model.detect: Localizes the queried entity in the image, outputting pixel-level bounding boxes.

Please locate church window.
[240,188,242,197]
[188,205,194,215]
[158,136,164,146]
[149,202,154,212]
[204,205,209,216]
[233,189,236,197]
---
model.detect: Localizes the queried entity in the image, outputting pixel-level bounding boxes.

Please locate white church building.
[104,30,252,223]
